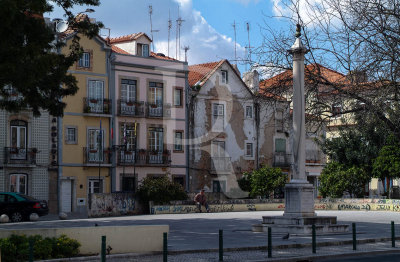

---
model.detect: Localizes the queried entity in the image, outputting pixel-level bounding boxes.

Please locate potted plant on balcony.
[89,148,98,153]
[83,105,91,113]
[89,98,98,103]
[150,149,158,155]
[126,101,134,106]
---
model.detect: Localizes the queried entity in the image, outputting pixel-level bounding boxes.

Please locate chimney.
[242,70,260,93]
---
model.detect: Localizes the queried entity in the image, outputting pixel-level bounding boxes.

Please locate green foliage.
[137,176,188,207]
[240,166,286,198]
[372,142,400,181]
[0,234,80,262]
[0,0,102,116]
[319,162,370,198]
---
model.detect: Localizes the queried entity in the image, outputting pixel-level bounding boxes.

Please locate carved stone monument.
[253,25,349,234]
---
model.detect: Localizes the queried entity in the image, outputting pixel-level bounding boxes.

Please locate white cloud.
[231,0,261,5]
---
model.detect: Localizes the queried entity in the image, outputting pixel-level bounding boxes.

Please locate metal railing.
[117,148,171,166]
[118,100,145,117]
[4,147,36,165]
[83,147,111,164]
[83,98,111,114]
[210,157,232,172]
[273,152,291,167]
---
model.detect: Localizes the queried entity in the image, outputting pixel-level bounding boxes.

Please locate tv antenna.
[232,20,237,62]
[149,5,159,52]
[168,9,172,57]
[176,5,185,60]
[183,46,190,62]
[245,22,253,71]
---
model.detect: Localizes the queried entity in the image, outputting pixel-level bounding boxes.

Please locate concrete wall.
[0,225,169,255]
[150,198,400,214]
[88,192,141,217]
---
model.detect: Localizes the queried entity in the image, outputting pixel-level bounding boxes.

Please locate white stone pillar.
[284,25,315,218]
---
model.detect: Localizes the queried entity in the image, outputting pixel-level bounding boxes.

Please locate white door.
[61,180,72,213]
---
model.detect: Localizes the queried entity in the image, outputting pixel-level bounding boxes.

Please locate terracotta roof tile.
[109,32,151,44]
[150,52,177,61]
[188,61,222,87]
[260,63,349,92]
[111,45,130,55]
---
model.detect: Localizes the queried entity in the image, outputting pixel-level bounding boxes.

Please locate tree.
[255,0,400,141]
[239,166,287,198]
[372,143,400,182]
[0,0,103,116]
[319,162,370,198]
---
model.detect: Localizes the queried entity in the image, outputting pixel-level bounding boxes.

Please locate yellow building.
[60,32,111,214]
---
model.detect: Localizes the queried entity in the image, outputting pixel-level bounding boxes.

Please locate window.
[88,80,104,113]
[174,88,183,107]
[89,179,103,193]
[332,103,342,116]
[10,174,27,194]
[121,176,136,192]
[275,138,286,153]
[246,106,253,118]
[213,180,226,193]
[142,44,149,57]
[121,123,137,150]
[10,120,27,160]
[121,79,137,102]
[212,103,224,131]
[78,52,91,68]
[148,127,163,152]
[65,126,77,144]
[88,128,104,161]
[174,131,183,151]
[246,143,253,157]
[221,70,228,84]
[211,141,225,157]
[149,82,163,105]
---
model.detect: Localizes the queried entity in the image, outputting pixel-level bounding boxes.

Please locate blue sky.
[48,0,293,74]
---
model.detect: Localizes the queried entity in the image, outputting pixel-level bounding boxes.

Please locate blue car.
[0,192,49,222]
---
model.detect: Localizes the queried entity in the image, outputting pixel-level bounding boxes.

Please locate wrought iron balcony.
[4,147,37,165]
[117,149,137,165]
[306,150,322,163]
[118,100,145,117]
[83,147,111,164]
[146,102,163,117]
[273,152,292,167]
[83,97,111,114]
[116,149,171,166]
[210,157,232,172]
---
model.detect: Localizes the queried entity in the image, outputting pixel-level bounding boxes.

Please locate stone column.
[283,24,315,218]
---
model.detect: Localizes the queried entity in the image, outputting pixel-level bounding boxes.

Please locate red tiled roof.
[188,61,223,87]
[260,63,348,91]
[150,52,176,61]
[108,32,151,44]
[111,45,130,55]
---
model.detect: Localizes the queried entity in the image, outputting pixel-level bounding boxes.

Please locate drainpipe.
[185,63,190,192]
[108,50,116,192]
[255,102,260,169]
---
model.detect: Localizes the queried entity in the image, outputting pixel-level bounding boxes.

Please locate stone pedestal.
[283,180,315,217]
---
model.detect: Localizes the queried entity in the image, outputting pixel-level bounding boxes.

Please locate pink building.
[109,33,188,192]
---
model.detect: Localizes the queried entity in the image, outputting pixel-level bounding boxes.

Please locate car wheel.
[11,212,23,222]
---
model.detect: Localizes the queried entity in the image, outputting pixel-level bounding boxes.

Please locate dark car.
[0,192,49,222]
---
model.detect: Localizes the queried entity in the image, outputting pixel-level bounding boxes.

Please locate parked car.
[0,192,49,222]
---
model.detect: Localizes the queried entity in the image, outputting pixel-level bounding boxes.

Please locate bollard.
[101,235,106,262]
[392,221,395,248]
[352,223,357,250]
[163,232,168,262]
[268,227,272,258]
[219,229,223,261]
[312,224,316,254]
[29,238,34,262]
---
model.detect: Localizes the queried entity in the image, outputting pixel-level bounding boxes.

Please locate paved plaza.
[2,211,400,261]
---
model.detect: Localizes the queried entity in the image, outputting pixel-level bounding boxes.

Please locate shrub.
[0,234,80,262]
[137,176,188,212]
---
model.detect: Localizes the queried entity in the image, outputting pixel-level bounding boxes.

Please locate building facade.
[109,33,188,192]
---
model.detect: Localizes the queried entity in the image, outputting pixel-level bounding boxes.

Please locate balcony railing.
[117,148,171,166]
[273,152,291,167]
[4,147,36,165]
[83,147,111,164]
[83,98,111,114]
[146,102,163,117]
[210,157,231,172]
[118,100,145,117]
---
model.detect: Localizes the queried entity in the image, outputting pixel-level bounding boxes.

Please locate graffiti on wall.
[89,192,137,217]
